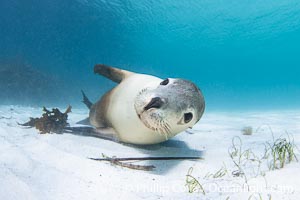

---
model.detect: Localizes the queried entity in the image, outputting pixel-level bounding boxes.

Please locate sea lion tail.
[81,90,93,109]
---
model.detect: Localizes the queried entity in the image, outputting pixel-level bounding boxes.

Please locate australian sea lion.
[83,64,205,145]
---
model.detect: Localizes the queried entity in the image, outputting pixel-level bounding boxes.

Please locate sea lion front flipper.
[64,127,119,142]
[76,117,91,125]
[94,64,135,83]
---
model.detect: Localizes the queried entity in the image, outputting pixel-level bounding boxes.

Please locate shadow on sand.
[126,140,205,175]
[64,126,205,174]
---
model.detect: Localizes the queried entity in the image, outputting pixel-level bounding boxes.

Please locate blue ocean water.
[1,0,300,111]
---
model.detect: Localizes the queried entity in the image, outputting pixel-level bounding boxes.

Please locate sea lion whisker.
[163,120,171,130]
[165,123,171,134]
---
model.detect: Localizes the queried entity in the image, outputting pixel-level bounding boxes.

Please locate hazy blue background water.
[1,0,300,111]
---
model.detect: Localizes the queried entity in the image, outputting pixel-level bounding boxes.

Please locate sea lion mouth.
[138,110,172,139]
[144,97,164,110]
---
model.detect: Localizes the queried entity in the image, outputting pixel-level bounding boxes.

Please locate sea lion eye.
[184,112,193,123]
[160,78,169,86]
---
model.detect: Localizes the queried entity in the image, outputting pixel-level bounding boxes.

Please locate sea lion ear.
[94,64,135,83]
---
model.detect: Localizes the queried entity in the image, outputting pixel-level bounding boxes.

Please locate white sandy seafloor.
[0,105,299,200]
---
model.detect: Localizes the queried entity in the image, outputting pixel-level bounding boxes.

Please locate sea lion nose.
[144,97,164,110]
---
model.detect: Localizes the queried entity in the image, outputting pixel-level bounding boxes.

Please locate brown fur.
[89,88,114,128]
[90,64,135,129]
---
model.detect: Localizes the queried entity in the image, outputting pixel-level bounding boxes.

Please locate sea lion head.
[134,78,205,139]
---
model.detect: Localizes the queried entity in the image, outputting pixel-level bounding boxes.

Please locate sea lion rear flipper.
[81,90,93,109]
[94,64,134,83]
